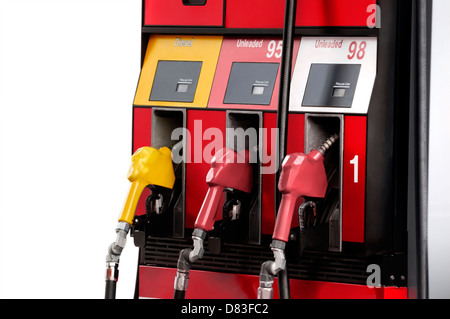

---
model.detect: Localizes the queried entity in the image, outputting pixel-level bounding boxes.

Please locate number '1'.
[350,155,359,183]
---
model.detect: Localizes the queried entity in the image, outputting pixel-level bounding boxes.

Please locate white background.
[0,0,449,299]
[428,0,450,299]
[0,0,141,298]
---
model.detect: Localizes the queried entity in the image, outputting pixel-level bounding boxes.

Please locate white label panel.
[290,37,377,114]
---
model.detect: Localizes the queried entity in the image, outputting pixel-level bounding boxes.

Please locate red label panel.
[145,0,224,27]
[225,0,284,29]
[132,107,152,153]
[342,116,367,243]
[261,113,277,235]
[132,107,152,216]
[185,110,226,229]
[225,0,376,28]
[297,0,376,27]
[287,114,305,155]
[209,37,300,111]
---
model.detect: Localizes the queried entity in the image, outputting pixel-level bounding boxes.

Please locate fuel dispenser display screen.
[150,61,202,103]
[223,62,279,105]
[302,63,361,108]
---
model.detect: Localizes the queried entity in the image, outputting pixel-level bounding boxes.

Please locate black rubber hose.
[412,0,432,299]
[275,0,297,300]
[276,0,297,172]
[105,281,117,299]
[174,290,186,299]
[278,264,291,299]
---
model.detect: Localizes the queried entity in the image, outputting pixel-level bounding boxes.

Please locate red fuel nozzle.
[194,147,253,232]
[174,148,254,299]
[272,135,339,242]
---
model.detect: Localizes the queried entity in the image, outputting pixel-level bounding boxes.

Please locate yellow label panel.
[134,35,223,108]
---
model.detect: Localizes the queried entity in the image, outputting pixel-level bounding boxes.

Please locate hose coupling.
[105,261,119,282]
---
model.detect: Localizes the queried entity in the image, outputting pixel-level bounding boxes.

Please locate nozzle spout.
[318,134,339,156]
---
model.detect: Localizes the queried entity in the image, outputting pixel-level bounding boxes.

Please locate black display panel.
[302,63,361,108]
[150,61,202,103]
[224,62,279,105]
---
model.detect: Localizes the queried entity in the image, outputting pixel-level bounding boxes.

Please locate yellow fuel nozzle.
[118,146,175,225]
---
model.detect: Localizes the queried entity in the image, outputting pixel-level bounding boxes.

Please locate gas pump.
[111,0,422,299]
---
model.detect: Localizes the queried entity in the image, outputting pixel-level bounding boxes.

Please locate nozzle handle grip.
[118,181,147,225]
[272,194,298,242]
[194,185,224,232]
